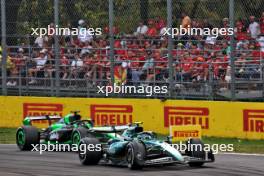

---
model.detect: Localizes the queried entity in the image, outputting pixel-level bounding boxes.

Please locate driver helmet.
[64,113,81,124]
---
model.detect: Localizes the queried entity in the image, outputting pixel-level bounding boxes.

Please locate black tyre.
[16,126,39,151]
[186,138,210,167]
[72,127,90,145]
[189,162,204,167]
[126,140,146,170]
[78,137,102,165]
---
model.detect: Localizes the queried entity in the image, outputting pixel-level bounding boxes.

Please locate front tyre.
[126,141,146,170]
[78,137,102,165]
[16,126,39,151]
[186,138,214,167]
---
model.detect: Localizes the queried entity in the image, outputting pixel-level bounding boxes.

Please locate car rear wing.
[91,125,129,133]
[23,115,62,126]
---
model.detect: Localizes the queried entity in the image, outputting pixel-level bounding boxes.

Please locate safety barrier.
[0,96,263,139]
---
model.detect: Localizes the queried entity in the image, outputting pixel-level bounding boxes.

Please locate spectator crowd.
[2,12,264,91]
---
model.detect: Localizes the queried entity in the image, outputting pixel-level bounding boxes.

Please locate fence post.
[167,0,173,98]
[262,44,264,100]
[209,62,214,100]
[54,0,60,96]
[229,0,235,100]
[109,0,115,86]
[1,0,7,95]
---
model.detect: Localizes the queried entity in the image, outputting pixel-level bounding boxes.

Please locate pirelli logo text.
[90,105,133,126]
[164,107,209,129]
[173,130,199,138]
[243,109,264,133]
[23,103,63,118]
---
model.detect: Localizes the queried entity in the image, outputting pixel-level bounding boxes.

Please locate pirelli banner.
[0,96,263,139]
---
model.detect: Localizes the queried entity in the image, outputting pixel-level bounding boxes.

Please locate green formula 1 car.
[16,111,114,150]
[78,122,215,169]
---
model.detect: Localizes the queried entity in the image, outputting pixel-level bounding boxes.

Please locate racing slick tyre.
[16,126,39,151]
[186,138,214,167]
[72,127,91,145]
[78,137,102,165]
[126,141,146,170]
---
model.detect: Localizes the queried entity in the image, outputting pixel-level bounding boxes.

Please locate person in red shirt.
[194,56,206,81]
[11,48,26,70]
[180,52,193,81]
[114,40,126,58]
[155,16,166,31]
[104,26,119,35]
[83,53,98,83]
[146,19,157,37]
[153,51,167,76]
[60,55,69,79]
[235,20,248,41]
[136,48,146,68]
[210,53,223,79]
[125,50,137,69]
[94,39,109,79]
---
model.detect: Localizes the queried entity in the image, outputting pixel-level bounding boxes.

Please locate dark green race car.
[78,122,215,170]
[16,111,111,150]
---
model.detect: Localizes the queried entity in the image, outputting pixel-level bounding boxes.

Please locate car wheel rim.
[127,147,134,167]
[17,130,25,146]
[73,132,80,145]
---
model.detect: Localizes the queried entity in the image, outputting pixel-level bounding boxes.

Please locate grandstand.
[0,0,264,100]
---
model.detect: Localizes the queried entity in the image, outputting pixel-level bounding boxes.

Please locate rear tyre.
[126,140,146,170]
[186,138,205,167]
[78,137,102,165]
[72,127,90,145]
[16,126,39,151]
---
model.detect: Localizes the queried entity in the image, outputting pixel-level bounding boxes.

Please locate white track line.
[218,152,264,156]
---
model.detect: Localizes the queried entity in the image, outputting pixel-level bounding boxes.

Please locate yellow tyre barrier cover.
[0,96,263,139]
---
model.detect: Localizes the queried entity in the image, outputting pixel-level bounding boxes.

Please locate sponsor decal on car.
[164,107,209,129]
[90,104,133,126]
[243,109,264,133]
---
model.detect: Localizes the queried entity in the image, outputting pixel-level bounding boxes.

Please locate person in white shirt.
[70,53,84,78]
[160,25,168,40]
[257,35,264,52]
[205,35,217,45]
[78,27,93,43]
[71,57,83,67]
[134,21,148,36]
[28,49,48,84]
[34,35,48,48]
[249,16,260,39]
[77,19,93,44]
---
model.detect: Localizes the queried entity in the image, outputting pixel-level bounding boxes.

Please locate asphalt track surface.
[0,145,263,176]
